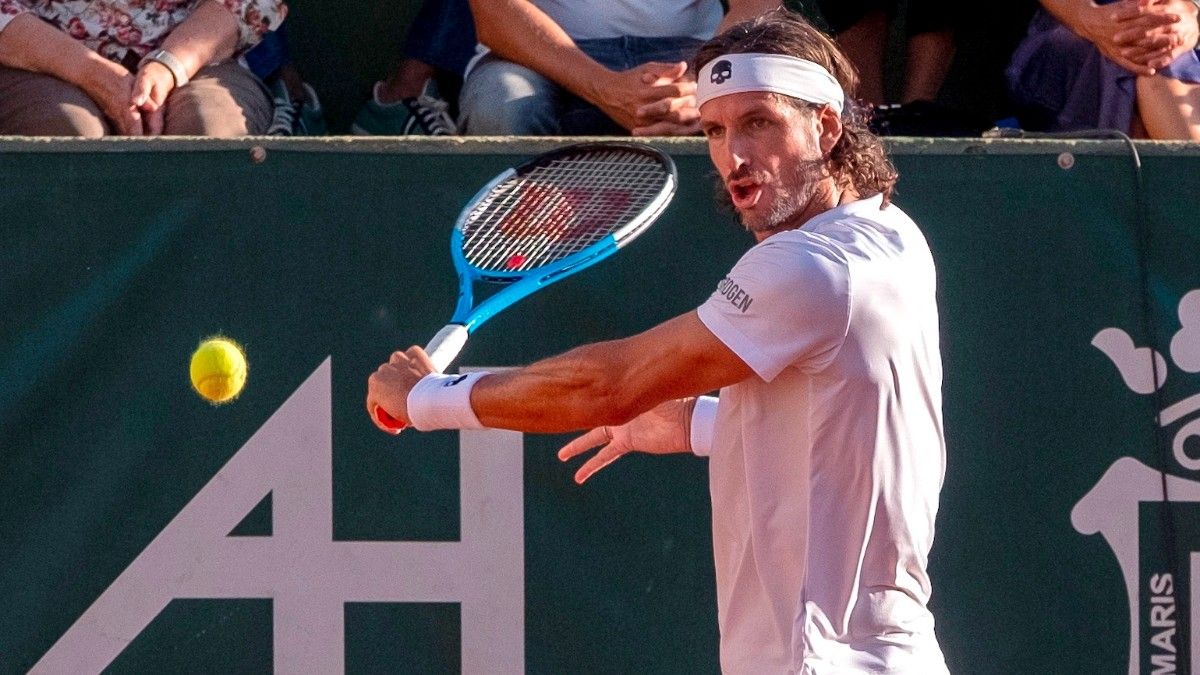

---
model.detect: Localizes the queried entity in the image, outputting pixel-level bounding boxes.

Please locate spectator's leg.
[0,66,108,137]
[401,0,476,101]
[457,56,560,135]
[1135,75,1200,140]
[833,9,888,105]
[901,0,958,103]
[378,59,439,104]
[901,30,955,103]
[162,61,273,137]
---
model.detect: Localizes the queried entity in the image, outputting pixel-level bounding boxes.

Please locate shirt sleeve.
[0,0,33,36]
[219,0,287,52]
[696,234,851,382]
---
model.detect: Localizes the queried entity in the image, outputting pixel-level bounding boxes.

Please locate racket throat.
[425,323,470,373]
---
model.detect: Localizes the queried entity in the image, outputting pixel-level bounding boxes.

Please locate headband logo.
[710,60,732,85]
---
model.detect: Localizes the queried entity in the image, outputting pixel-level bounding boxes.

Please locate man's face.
[700,92,836,239]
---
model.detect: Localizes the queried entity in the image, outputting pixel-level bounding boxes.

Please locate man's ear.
[818,104,843,155]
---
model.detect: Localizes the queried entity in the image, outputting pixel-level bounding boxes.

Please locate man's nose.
[726,134,754,173]
[727,142,749,174]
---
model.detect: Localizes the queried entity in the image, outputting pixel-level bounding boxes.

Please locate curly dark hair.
[694,9,898,205]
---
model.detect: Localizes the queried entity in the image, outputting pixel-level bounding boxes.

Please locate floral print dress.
[0,0,286,65]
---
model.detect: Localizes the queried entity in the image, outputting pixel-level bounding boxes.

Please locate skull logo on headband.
[710,60,733,85]
[696,53,846,114]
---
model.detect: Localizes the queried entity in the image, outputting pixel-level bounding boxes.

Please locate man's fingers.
[558,426,610,461]
[132,80,150,108]
[639,60,688,83]
[640,81,695,103]
[574,444,624,484]
[637,94,698,120]
[405,345,438,374]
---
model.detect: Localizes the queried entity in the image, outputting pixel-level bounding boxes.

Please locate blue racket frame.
[445,144,677,335]
[373,142,676,431]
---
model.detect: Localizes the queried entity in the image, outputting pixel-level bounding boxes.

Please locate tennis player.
[367,9,949,674]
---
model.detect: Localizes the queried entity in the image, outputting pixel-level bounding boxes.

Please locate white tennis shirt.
[695,195,948,674]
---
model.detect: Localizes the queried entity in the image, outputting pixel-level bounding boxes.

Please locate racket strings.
[461,149,669,273]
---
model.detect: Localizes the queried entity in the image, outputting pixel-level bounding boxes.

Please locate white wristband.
[406,372,490,431]
[690,396,719,457]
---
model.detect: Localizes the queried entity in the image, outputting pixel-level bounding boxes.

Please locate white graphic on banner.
[1072,458,1200,675]
[1079,289,1200,674]
[31,358,524,674]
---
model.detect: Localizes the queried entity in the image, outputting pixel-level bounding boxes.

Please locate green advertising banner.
[1,137,1198,674]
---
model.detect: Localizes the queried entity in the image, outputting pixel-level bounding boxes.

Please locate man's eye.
[749,118,770,129]
[704,127,724,139]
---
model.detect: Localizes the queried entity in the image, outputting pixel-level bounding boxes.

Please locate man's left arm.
[366,310,753,434]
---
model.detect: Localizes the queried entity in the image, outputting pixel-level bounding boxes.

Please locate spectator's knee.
[0,70,108,137]
[457,60,559,135]
[28,104,109,137]
[459,93,558,135]
[162,62,272,137]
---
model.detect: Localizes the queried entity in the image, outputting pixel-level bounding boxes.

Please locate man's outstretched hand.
[557,397,697,484]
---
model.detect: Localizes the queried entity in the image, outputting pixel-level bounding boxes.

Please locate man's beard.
[714,157,826,235]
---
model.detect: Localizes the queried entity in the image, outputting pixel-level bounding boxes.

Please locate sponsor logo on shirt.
[1077,289,1200,674]
[715,277,754,313]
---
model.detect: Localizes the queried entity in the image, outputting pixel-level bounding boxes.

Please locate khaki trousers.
[0,60,272,137]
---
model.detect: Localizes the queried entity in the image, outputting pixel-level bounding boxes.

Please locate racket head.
[450,142,678,285]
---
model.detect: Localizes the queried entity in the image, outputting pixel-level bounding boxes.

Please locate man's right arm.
[468,0,696,130]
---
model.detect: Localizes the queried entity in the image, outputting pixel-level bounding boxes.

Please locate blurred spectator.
[245,21,327,135]
[458,0,781,136]
[814,0,961,107]
[351,0,475,136]
[1007,0,1200,139]
[0,0,286,137]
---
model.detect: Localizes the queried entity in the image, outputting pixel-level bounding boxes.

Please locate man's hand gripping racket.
[368,142,678,433]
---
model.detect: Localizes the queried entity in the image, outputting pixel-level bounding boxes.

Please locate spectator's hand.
[1086,0,1195,75]
[593,61,697,133]
[82,60,143,136]
[366,346,438,434]
[631,61,701,136]
[557,398,696,484]
[1113,0,1200,70]
[131,61,177,136]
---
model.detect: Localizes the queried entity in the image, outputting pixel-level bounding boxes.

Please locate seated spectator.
[459,0,781,136]
[0,0,286,137]
[815,0,962,107]
[245,21,327,136]
[352,0,474,136]
[1007,0,1200,140]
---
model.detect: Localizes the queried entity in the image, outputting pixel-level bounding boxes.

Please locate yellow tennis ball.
[190,337,248,404]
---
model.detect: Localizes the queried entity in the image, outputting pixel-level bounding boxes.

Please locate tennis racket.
[374,141,678,430]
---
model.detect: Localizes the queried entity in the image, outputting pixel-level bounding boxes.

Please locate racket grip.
[425,324,470,373]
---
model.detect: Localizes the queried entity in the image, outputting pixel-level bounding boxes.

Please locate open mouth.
[728,181,763,210]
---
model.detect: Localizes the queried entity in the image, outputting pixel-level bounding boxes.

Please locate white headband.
[696,53,845,114]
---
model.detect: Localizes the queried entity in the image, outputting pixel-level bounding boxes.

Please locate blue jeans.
[458,36,704,135]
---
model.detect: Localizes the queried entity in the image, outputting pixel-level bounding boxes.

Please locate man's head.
[694,10,897,238]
